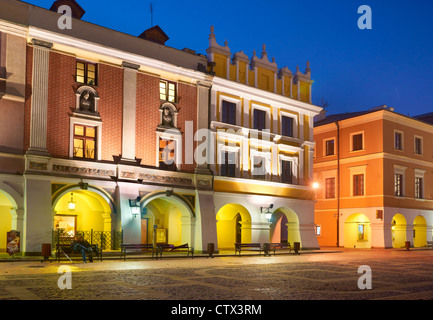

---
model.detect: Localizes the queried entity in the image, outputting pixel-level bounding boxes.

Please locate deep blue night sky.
[22,0,433,117]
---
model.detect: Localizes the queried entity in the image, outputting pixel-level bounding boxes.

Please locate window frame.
[159,79,177,103]
[350,131,364,152]
[281,115,294,137]
[353,174,365,196]
[394,130,404,151]
[69,117,102,161]
[72,124,97,160]
[414,135,423,155]
[323,138,336,156]
[325,177,336,199]
[76,60,98,86]
[221,100,237,125]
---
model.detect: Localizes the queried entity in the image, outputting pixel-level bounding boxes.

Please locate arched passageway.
[216,204,251,250]
[413,215,427,248]
[142,195,194,246]
[269,207,300,246]
[344,213,371,248]
[391,214,407,248]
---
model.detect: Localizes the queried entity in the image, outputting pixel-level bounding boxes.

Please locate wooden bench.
[156,243,194,259]
[120,243,158,260]
[234,243,262,256]
[427,241,433,249]
[55,243,102,262]
[269,242,292,255]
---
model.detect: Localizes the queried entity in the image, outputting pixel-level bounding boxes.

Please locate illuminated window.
[76,61,97,86]
[159,138,176,171]
[415,177,423,199]
[160,80,176,102]
[73,124,96,159]
[315,225,321,236]
[358,224,365,240]
[394,174,403,196]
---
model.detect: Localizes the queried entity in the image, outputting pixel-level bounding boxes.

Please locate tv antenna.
[150,3,154,27]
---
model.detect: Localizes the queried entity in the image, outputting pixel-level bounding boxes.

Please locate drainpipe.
[336,121,340,247]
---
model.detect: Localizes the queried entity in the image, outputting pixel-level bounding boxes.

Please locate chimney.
[50,0,85,19]
[138,25,169,45]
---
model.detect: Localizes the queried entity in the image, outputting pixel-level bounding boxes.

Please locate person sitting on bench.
[70,236,93,263]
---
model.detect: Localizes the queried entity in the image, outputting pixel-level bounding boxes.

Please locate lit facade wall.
[0,0,322,254]
[314,109,433,248]
[207,27,321,250]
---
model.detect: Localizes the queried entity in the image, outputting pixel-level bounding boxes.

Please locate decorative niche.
[158,101,178,129]
[73,85,101,119]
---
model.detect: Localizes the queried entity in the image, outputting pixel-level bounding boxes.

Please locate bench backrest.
[235,243,261,248]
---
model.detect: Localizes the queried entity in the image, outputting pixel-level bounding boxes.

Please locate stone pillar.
[194,81,213,175]
[195,190,218,253]
[23,177,52,254]
[299,223,320,249]
[120,61,139,162]
[27,39,52,156]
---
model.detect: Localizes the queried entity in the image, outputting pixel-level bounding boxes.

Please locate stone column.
[120,61,139,163]
[27,39,52,156]
[194,80,213,175]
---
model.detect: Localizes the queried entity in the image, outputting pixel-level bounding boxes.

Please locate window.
[352,133,363,151]
[281,160,293,184]
[281,116,294,137]
[394,174,403,196]
[220,150,236,177]
[76,61,97,86]
[325,177,336,199]
[253,109,266,131]
[325,139,335,156]
[73,124,96,159]
[415,177,423,199]
[414,137,422,155]
[353,174,364,196]
[394,131,403,150]
[160,80,176,102]
[221,101,236,125]
[159,138,176,170]
[252,156,266,180]
[315,225,321,236]
[358,224,366,240]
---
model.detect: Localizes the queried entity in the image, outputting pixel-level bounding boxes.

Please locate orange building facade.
[313,106,433,248]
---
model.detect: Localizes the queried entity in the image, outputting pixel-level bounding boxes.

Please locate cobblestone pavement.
[1,248,433,302]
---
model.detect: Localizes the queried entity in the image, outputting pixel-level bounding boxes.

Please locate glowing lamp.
[312,182,319,189]
[68,193,76,210]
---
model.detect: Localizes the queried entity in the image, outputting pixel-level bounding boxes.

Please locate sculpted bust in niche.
[161,106,174,127]
[80,91,94,112]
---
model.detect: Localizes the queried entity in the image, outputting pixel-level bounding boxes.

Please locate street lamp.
[129,196,141,218]
[260,204,274,221]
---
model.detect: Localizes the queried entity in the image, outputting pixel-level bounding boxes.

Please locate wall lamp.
[68,193,76,211]
[260,204,274,221]
[166,187,174,197]
[129,196,141,218]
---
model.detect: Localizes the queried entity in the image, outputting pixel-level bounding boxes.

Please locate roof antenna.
[150,3,154,27]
